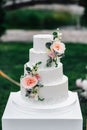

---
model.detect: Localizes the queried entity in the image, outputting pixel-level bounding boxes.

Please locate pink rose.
[21,75,38,89]
[51,41,65,54]
[34,74,41,80]
[48,51,55,59]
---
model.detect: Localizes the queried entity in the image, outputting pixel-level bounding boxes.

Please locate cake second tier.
[29,48,60,68]
[24,62,63,84]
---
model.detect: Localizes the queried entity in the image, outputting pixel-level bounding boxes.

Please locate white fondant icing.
[33,34,53,52]
[24,62,63,84]
[21,34,69,104]
[12,91,76,112]
[29,48,60,68]
[21,76,68,104]
[39,75,68,100]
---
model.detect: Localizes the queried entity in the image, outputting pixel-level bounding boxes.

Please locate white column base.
[2,91,83,130]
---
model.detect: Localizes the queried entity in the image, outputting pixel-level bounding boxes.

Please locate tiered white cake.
[2,30,83,130]
[20,30,69,105]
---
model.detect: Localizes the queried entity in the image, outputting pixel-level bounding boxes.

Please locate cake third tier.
[24,62,63,84]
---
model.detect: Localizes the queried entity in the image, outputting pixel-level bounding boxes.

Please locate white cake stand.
[2,91,83,130]
[12,91,77,114]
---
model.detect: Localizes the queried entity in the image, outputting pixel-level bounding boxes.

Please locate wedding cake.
[20,29,68,104]
[2,29,82,130]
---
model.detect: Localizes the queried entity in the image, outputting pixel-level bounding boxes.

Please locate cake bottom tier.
[21,75,68,104]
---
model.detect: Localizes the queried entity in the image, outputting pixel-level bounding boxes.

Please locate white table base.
[2,91,83,130]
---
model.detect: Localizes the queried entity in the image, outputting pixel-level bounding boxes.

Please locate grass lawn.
[0,42,87,130]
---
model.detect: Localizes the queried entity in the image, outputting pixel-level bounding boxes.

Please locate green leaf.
[53,58,58,67]
[25,90,31,96]
[53,31,58,40]
[54,35,58,40]
[46,42,52,49]
[32,89,37,94]
[39,84,44,88]
[37,61,42,65]
[53,32,57,36]
[26,67,31,72]
[33,66,37,71]
[46,62,51,67]
[25,93,28,97]
[58,53,64,58]
[46,58,52,67]
[35,61,42,66]
[47,58,52,63]
[38,96,44,101]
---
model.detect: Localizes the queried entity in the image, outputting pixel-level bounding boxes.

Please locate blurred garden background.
[0,0,87,130]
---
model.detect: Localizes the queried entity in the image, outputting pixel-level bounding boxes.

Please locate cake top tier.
[32,29,65,67]
[33,34,53,52]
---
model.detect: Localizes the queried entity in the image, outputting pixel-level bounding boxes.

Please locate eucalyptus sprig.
[53,57,58,67]
[46,57,58,67]
[46,58,52,67]
[53,28,62,40]
[26,61,42,74]
[38,96,44,101]
[53,32,58,40]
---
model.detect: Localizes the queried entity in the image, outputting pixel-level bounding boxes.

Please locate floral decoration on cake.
[21,62,44,101]
[46,28,65,67]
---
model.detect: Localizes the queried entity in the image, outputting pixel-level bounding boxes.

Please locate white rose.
[76,78,82,88]
[82,80,87,90]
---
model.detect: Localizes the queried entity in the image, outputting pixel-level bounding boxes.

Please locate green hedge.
[79,0,87,27]
[6,9,77,29]
[0,0,6,37]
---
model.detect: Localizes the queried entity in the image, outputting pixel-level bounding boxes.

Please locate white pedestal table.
[2,91,83,130]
